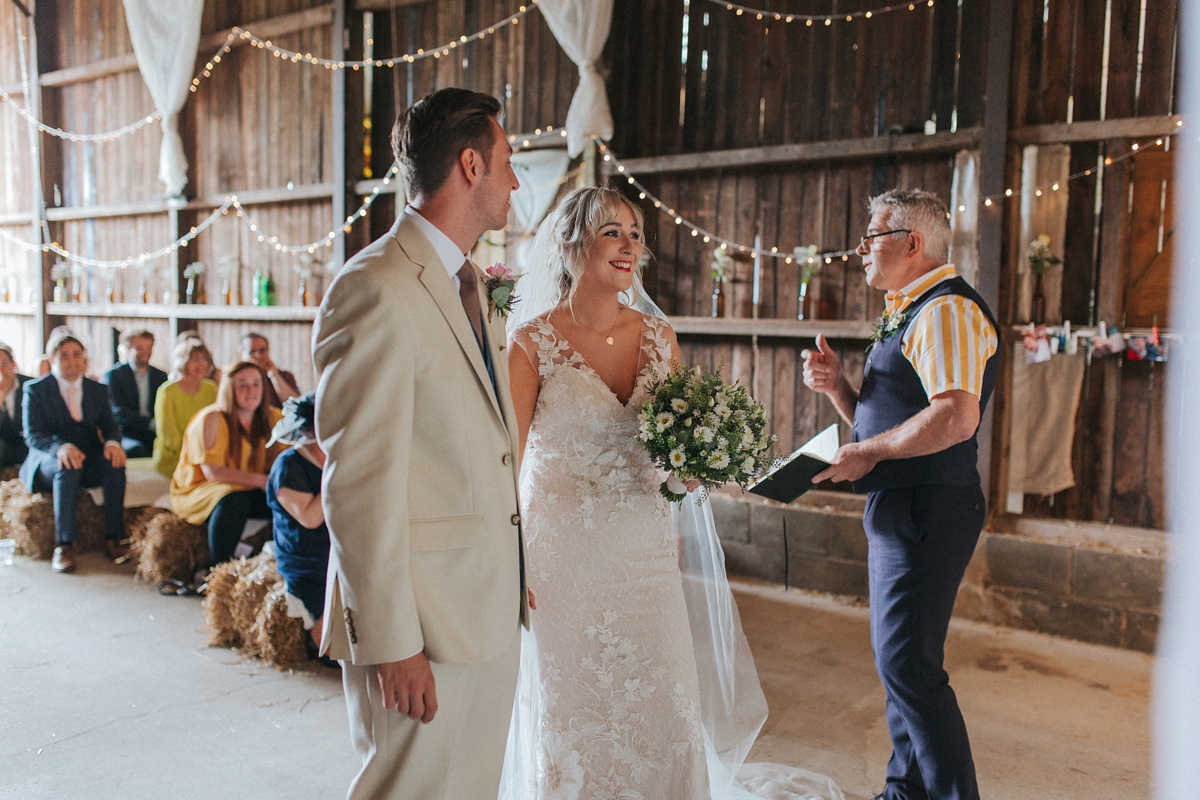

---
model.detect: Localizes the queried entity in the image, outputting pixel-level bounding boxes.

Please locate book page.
[796,423,839,464]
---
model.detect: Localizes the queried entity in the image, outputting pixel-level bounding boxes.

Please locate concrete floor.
[0,555,1151,800]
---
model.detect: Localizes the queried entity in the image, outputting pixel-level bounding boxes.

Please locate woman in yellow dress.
[152,337,218,477]
[170,361,284,565]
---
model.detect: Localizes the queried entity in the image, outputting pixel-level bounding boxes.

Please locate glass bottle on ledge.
[52,279,68,303]
[711,280,725,318]
[797,281,810,321]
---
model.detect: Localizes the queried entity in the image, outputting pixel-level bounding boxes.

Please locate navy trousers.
[29,450,126,545]
[864,483,985,800]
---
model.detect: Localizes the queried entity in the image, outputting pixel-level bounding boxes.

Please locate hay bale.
[125,505,172,545]
[202,551,308,670]
[134,512,208,583]
[0,479,119,559]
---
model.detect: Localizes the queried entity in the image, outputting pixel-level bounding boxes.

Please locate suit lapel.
[394,216,505,425]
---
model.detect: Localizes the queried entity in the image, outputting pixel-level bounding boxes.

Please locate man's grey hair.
[868,189,952,264]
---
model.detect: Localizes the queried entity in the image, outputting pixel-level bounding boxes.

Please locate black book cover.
[747,424,839,504]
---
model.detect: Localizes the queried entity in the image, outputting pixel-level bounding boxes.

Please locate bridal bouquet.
[636,363,775,502]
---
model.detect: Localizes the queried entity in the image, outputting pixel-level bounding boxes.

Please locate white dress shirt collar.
[404,205,470,285]
[52,370,83,395]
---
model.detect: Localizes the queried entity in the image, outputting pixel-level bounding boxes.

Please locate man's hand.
[377,651,438,723]
[801,334,843,395]
[812,442,878,485]
[56,443,85,470]
[104,442,127,468]
[528,587,537,611]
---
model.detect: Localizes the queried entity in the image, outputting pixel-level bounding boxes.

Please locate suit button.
[502,453,512,466]
[511,513,521,525]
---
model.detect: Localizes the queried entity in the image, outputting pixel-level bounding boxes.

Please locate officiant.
[802,189,999,800]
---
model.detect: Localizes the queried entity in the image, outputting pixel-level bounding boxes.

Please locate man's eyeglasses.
[858,229,912,249]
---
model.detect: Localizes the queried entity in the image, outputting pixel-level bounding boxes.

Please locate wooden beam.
[331,0,347,272]
[1010,115,1183,144]
[35,5,335,89]
[0,212,33,225]
[977,0,1015,513]
[45,302,318,322]
[669,316,875,340]
[602,129,983,176]
[42,183,336,222]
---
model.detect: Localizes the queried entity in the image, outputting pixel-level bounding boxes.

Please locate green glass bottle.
[265,271,277,306]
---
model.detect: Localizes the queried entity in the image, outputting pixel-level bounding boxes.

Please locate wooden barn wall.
[349,0,580,247]
[0,0,1180,527]
[0,9,38,370]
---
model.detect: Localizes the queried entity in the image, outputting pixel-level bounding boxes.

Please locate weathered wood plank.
[603,130,984,176]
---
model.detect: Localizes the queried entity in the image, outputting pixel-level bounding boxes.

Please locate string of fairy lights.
[708,0,934,25]
[0,0,1185,271]
[598,127,1182,265]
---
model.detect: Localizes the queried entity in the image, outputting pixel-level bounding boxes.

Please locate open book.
[746,424,840,503]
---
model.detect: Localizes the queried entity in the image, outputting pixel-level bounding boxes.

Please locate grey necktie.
[457,261,484,348]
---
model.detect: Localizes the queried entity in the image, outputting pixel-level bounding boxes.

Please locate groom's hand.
[377,652,438,723]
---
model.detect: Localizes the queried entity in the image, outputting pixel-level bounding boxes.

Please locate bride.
[501,186,841,800]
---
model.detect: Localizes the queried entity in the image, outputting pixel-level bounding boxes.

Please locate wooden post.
[330,0,348,273]
[977,0,1015,510]
[25,0,53,349]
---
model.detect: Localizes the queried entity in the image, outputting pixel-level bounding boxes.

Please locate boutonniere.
[868,308,909,350]
[483,263,519,322]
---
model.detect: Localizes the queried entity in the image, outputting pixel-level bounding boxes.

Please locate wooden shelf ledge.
[0,303,38,316]
[47,302,318,322]
[670,316,874,339]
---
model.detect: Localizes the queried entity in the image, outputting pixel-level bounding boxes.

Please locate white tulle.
[500,270,842,798]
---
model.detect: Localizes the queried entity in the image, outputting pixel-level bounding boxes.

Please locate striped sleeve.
[901,295,999,399]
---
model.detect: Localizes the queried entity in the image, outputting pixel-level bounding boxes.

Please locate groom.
[313,88,527,800]
[803,189,999,800]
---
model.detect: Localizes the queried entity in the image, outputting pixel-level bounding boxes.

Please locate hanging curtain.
[538,0,615,158]
[949,149,980,287]
[121,0,205,197]
[509,148,572,274]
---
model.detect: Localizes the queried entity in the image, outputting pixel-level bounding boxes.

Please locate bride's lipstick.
[610,260,632,272]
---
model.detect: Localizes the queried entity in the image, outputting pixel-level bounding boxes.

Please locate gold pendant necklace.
[575,307,621,345]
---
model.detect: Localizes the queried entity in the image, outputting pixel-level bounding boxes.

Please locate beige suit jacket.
[312,214,528,666]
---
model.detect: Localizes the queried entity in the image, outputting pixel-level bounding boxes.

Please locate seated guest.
[0,343,31,468]
[170,361,283,565]
[241,332,299,408]
[20,329,127,574]
[103,329,167,458]
[152,337,218,478]
[264,393,331,661]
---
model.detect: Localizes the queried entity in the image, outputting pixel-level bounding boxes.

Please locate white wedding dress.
[500,312,843,800]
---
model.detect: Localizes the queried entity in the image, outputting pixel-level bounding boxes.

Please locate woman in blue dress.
[265,393,332,665]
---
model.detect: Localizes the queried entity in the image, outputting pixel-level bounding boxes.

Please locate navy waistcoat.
[852,275,999,493]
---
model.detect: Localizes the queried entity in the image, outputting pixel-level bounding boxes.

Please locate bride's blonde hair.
[530,186,651,313]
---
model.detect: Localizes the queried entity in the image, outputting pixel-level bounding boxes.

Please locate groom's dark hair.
[392,88,503,200]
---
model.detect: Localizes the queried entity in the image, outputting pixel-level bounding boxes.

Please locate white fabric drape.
[510,149,572,274]
[538,0,615,158]
[949,149,980,287]
[122,0,205,197]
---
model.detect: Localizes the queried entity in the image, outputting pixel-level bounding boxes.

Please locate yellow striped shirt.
[884,264,999,399]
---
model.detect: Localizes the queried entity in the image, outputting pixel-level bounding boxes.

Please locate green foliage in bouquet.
[636,362,775,503]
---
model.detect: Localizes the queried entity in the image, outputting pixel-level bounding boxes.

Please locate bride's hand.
[683,479,702,492]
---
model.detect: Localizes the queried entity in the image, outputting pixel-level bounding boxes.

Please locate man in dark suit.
[21,329,128,574]
[0,343,31,468]
[102,329,167,457]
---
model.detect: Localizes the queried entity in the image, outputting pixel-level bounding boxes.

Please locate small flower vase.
[138,281,149,304]
[71,279,83,303]
[797,281,810,321]
[711,280,726,318]
[185,277,197,304]
[105,279,115,304]
[52,279,67,303]
[1032,272,1046,325]
[298,278,310,307]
